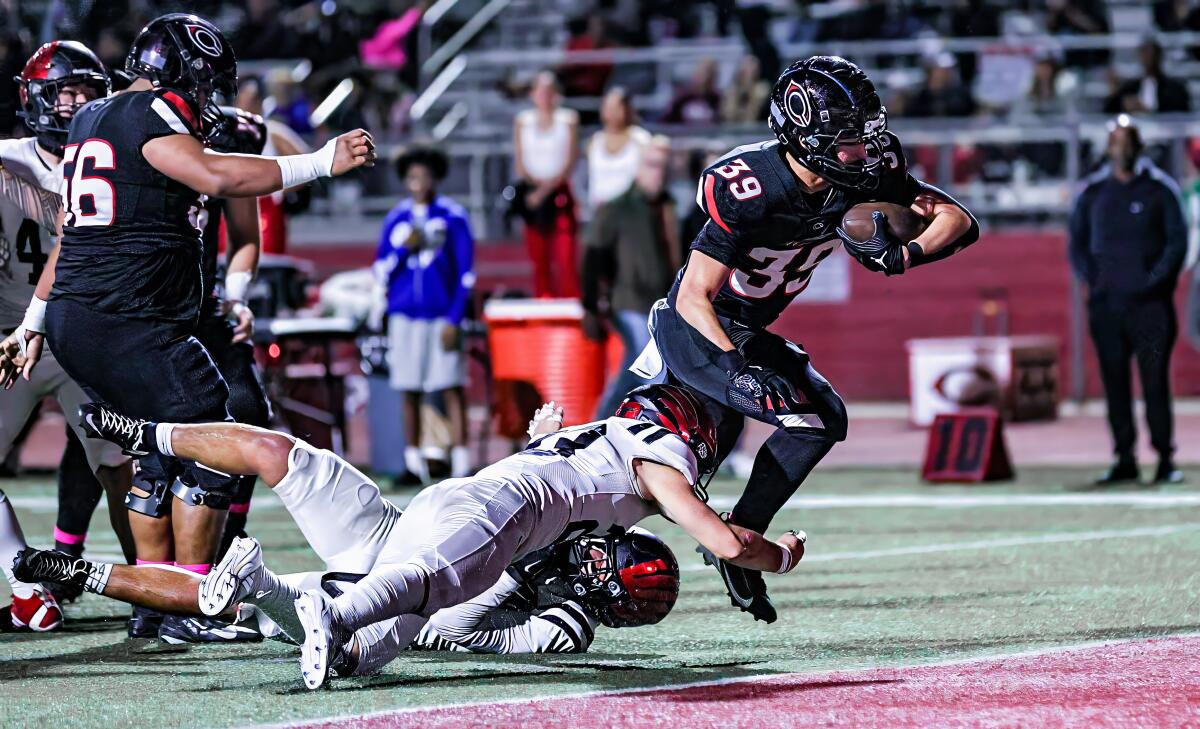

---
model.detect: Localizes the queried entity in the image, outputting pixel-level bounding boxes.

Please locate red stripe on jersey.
[162,91,199,131]
[703,174,731,233]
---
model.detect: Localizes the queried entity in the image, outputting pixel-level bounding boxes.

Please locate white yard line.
[682,522,1200,572]
[264,632,1200,728]
[706,492,1200,509]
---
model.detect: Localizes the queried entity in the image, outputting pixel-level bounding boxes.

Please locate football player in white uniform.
[16,385,805,685]
[0,41,131,630]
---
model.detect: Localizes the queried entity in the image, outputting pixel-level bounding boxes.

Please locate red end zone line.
[285,634,1200,729]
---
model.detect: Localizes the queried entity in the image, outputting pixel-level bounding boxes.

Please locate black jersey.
[667,132,921,328]
[199,107,267,313]
[53,88,206,322]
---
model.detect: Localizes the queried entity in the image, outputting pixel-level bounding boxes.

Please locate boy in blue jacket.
[374,148,475,481]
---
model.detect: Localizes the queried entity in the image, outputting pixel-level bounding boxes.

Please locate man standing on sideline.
[373,147,474,482]
[582,136,681,419]
[1069,116,1187,485]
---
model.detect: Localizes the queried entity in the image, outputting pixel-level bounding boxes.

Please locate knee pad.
[170,466,235,511]
[125,475,173,517]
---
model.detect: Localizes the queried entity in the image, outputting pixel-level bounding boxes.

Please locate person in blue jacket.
[374,147,475,481]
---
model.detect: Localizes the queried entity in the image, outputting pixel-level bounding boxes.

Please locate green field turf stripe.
[681,522,1200,571]
[707,492,1200,509]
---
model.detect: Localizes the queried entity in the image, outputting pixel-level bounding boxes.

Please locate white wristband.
[21,296,47,334]
[225,271,253,303]
[274,138,337,189]
[775,543,794,575]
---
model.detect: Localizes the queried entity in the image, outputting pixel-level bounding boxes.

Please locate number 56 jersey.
[668,133,920,329]
[53,89,207,323]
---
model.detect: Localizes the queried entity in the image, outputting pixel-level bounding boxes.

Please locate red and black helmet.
[16,41,110,155]
[565,527,680,629]
[616,384,719,480]
[126,13,237,142]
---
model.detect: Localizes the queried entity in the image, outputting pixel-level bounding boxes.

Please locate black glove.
[717,349,802,416]
[836,210,907,276]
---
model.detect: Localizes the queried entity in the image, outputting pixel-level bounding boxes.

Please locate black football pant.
[654,304,847,533]
[46,298,235,508]
[1087,295,1176,463]
[195,305,272,555]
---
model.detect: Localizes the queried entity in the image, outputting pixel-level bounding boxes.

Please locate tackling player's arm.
[223,195,261,343]
[142,129,375,199]
[0,208,63,387]
[635,459,804,573]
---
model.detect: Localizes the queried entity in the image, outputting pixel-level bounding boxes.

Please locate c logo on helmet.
[185,24,224,57]
[783,80,811,127]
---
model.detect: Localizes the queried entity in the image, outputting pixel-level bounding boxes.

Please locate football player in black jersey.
[648,56,980,622]
[0,14,374,640]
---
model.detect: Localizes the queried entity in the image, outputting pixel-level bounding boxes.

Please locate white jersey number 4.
[62,139,116,227]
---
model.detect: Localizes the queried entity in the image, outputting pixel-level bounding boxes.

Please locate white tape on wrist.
[275,138,337,189]
[775,543,794,575]
[225,271,252,303]
[21,296,47,334]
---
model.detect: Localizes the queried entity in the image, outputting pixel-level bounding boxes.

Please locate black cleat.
[1154,461,1184,485]
[158,614,262,645]
[696,545,777,623]
[78,403,154,457]
[1095,460,1140,486]
[12,548,88,587]
[128,606,164,639]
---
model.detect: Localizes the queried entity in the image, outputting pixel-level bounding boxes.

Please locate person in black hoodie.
[1069,117,1187,485]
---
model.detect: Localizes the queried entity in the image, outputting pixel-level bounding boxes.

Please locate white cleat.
[198,536,262,617]
[295,590,346,690]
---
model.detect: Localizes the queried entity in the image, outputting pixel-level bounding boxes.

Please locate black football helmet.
[563,527,680,629]
[126,13,237,141]
[16,41,110,155]
[206,106,268,155]
[768,55,888,190]
[616,384,719,496]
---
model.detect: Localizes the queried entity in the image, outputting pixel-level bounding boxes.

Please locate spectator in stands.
[904,53,977,118]
[1068,117,1186,486]
[1046,0,1111,68]
[374,147,475,483]
[586,87,651,212]
[720,56,771,125]
[513,71,581,298]
[581,137,681,419]
[560,12,615,100]
[1104,38,1191,114]
[661,58,722,126]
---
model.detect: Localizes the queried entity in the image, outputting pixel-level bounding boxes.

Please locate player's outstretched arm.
[143,129,375,198]
[223,195,261,343]
[635,460,804,574]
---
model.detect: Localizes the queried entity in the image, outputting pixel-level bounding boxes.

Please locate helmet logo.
[185,24,223,57]
[784,80,811,127]
[695,442,709,460]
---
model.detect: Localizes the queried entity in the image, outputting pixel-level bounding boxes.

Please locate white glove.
[527,401,565,439]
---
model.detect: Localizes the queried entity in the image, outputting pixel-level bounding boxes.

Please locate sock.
[53,527,87,558]
[450,446,471,478]
[0,490,34,599]
[56,429,103,546]
[175,563,212,576]
[405,446,428,482]
[730,429,834,533]
[154,423,176,457]
[247,568,305,641]
[83,560,113,594]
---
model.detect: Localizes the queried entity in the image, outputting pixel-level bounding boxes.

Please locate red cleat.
[9,585,64,631]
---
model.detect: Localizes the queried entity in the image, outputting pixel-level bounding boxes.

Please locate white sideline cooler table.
[906,336,1059,426]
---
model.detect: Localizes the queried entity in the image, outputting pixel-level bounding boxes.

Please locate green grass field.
[2,467,1198,728]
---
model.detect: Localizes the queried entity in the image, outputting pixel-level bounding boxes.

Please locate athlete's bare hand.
[226,302,254,344]
[527,401,565,439]
[775,529,807,567]
[331,129,376,176]
[0,330,42,389]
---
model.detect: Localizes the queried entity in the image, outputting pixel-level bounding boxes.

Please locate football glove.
[717,350,802,416]
[836,210,907,276]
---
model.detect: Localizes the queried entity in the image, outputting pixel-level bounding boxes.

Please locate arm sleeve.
[1146,182,1188,293]
[443,212,475,325]
[421,572,597,654]
[1067,188,1095,285]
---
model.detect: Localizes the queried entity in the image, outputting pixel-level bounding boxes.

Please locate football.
[840,202,929,243]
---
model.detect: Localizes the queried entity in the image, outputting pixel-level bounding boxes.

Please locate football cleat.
[127,606,164,639]
[158,614,262,645]
[77,403,153,457]
[9,585,63,632]
[198,536,262,617]
[12,547,88,587]
[696,544,778,624]
[295,590,349,690]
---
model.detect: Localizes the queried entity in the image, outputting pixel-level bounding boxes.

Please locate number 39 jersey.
[668,133,920,328]
[53,89,207,323]
[0,137,60,330]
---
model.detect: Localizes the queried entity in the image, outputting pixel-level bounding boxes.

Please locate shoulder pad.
[696,144,777,234]
[869,131,908,179]
[604,417,699,486]
[148,88,202,137]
